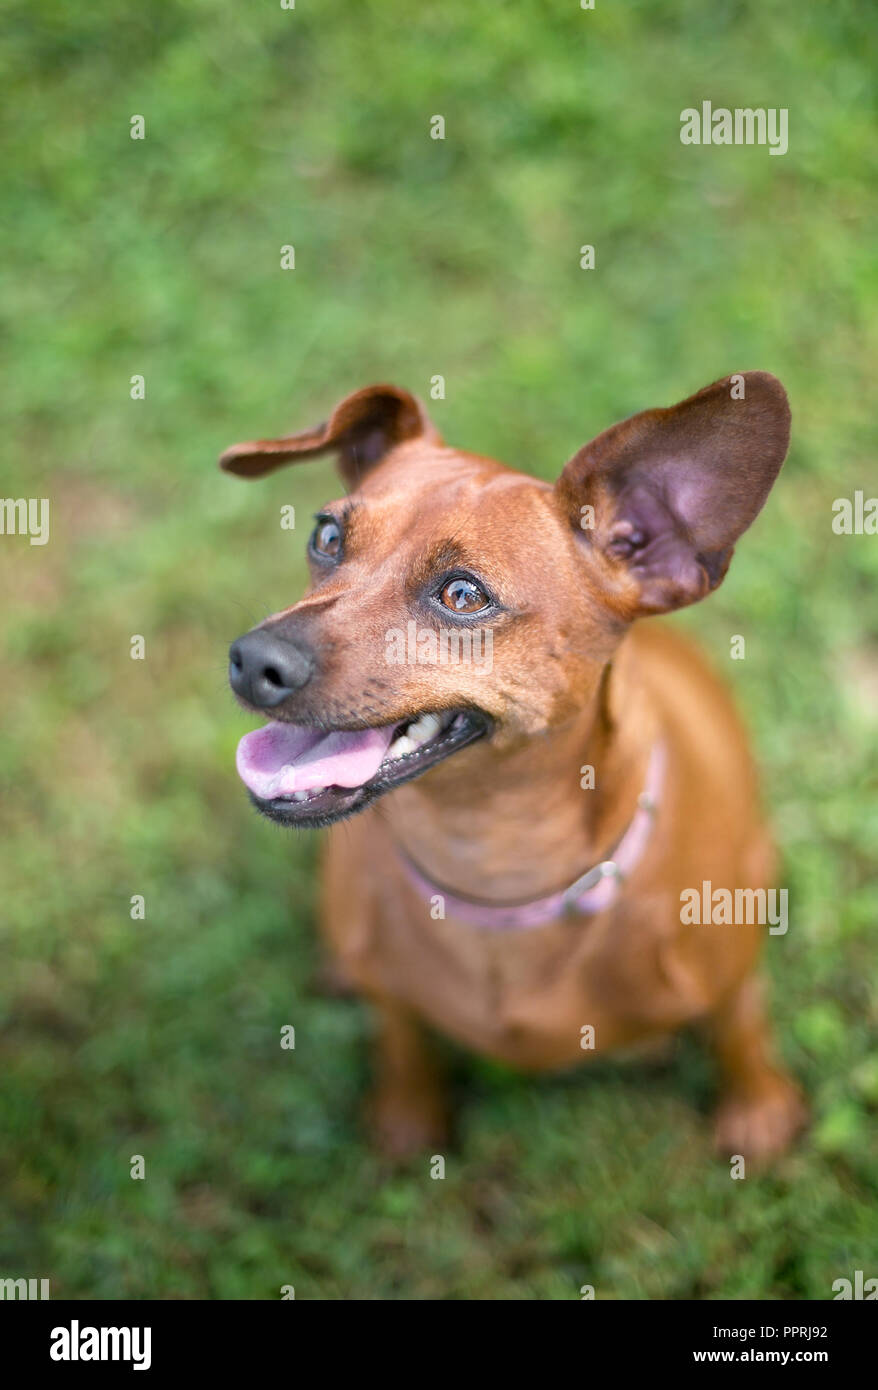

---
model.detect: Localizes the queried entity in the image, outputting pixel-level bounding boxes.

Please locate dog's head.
[221,375,790,826]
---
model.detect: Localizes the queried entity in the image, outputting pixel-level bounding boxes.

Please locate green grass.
[1,0,876,1299]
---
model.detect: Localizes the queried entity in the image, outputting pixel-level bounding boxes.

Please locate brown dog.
[221,374,806,1161]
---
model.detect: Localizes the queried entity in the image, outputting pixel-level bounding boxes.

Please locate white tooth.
[407,713,442,747]
[291,791,309,802]
[387,735,416,760]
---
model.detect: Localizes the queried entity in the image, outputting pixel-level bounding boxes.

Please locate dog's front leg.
[710,974,807,1162]
[366,996,449,1160]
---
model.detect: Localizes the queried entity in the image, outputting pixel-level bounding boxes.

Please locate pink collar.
[397,742,666,932]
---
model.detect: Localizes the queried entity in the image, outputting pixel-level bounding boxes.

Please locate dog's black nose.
[229,630,314,708]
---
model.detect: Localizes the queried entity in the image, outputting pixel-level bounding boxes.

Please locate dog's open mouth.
[236,709,489,826]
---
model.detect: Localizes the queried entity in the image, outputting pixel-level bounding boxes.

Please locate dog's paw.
[366,1088,449,1162]
[713,1071,808,1163]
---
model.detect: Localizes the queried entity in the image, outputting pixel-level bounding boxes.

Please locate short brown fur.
[222,375,807,1161]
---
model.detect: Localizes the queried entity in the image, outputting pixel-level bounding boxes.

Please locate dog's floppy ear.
[555,372,791,616]
[219,384,441,488]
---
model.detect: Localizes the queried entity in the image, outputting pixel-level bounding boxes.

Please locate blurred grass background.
[1,0,876,1299]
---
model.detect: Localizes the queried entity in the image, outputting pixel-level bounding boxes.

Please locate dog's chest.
[367,887,685,1066]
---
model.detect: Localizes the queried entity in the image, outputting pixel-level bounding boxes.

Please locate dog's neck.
[380,648,658,901]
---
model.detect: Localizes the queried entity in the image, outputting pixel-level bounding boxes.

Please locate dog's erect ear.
[219,384,441,488]
[555,372,791,616]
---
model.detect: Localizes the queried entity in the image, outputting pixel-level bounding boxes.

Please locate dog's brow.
[411,539,474,581]
[317,499,361,527]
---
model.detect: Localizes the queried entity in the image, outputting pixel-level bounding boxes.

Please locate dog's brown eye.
[440,577,488,613]
[312,518,341,557]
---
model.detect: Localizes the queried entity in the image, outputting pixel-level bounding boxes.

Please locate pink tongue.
[236,720,396,800]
